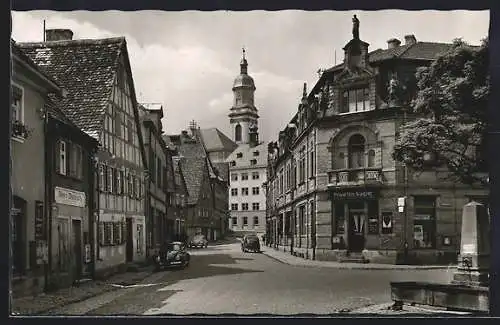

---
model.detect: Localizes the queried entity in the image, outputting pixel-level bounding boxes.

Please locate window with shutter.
[157,157,162,189]
[121,222,127,244]
[108,167,114,193]
[104,222,112,245]
[113,223,121,245]
[98,222,105,245]
[99,164,105,191]
[59,140,67,175]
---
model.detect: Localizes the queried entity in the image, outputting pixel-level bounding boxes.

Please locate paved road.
[57,242,455,315]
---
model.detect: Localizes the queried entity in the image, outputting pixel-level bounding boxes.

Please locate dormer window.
[340,86,370,114]
[236,152,243,158]
[230,161,236,167]
[250,159,257,166]
[253,151,259,156]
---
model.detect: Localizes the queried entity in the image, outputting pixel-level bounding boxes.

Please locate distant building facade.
[265,17,488,264]
[226,51,267,234]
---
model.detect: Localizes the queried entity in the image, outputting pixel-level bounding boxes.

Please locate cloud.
[11,10,490,142]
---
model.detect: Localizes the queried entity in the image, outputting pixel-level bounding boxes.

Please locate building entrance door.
[126,218,133,262]
[348,207,366,253]
[71,219,82,280]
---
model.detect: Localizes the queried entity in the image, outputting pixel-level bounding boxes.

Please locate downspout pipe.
[43,110,51,291]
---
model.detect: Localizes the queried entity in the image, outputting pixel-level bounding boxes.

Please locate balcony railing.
[327,168,383,187]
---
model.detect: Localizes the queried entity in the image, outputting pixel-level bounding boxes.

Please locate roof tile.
[17,38,124,139]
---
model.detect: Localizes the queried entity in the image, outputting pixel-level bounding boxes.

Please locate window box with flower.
[11,120,32,140]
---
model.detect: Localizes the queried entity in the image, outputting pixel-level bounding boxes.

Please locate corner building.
[266,17,488,264]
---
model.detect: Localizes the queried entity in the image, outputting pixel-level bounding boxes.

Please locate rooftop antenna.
[43,20,46,42]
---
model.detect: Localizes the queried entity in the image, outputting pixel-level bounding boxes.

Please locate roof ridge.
[17,37,126,48]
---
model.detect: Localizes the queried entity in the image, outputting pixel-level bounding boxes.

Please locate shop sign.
[331,190,377,201]
[54,187,86,207]
[34,201,45,240]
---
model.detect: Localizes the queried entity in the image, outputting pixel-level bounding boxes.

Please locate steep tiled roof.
[17,37,125,139]
[213,162,229,182]
[324,41,453,73]
[11,40,62,90]
[198,128,237,153]
[178,157,206,205]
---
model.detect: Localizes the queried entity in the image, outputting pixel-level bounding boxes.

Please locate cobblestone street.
[12,242,461,316]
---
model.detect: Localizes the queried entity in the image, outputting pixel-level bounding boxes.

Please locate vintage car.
[189,234,208,249]
[153,241,190,271]
[241,234,261,253]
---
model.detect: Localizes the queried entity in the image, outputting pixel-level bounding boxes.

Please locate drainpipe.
[88,144,97,278]
[43,108,51,291]
[146,126,152,258]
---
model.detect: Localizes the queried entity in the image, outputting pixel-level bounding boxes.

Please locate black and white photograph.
[9,7,495,317]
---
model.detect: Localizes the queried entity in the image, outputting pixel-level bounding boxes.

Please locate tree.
[392,38,489,185]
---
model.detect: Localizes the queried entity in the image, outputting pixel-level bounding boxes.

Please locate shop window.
[348,134,366,169]
[299,205,305,236]
[334,203,345,234]
[413,196,436,249]
[367,201,380,234]
[381,212,393,234]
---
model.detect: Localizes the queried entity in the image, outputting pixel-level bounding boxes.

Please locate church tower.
[228,48,259,144]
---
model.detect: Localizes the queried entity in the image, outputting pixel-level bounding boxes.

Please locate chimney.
[387,38,401,49]
[45,29,74,42]
[181,130,188,137]
[404,34,417,46]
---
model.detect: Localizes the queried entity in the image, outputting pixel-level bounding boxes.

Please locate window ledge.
[11,136,25,144]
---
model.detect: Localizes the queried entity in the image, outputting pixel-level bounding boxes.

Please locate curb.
[261,249,456,271]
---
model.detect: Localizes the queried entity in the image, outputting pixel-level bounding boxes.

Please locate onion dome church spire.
[228,47,259,144]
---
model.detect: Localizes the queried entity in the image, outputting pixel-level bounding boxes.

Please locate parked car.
[153,241,190,271]
[241,234,261,253]
[189,234,208,248]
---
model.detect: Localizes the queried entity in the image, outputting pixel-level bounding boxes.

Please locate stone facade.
[265,22,488,265]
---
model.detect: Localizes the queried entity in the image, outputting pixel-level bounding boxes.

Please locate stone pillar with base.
[452,201,490,287]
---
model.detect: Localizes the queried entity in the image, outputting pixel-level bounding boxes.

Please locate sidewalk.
[349,302,471,315]
[261,246,457,270]
[10,265,154,316]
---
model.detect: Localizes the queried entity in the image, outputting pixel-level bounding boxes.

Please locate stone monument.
[390,201,490,314]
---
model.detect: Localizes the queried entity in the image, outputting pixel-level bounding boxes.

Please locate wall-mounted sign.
[368,217,379,234]
[36,240,48,264]
[54,187,86,207]
[381,212,393,234]
[84,244,92,263]
[331,190,377,201]
[34,201,45,240]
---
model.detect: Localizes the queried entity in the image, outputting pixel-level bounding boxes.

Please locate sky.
[11,10,489,142]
